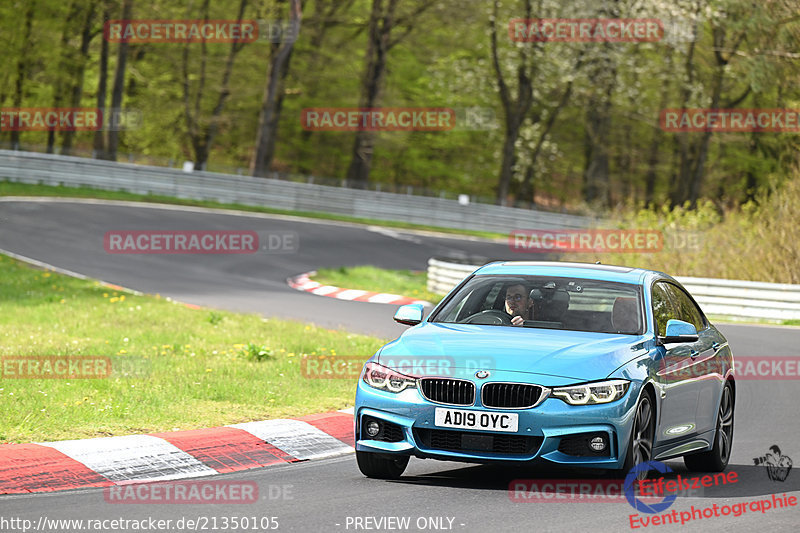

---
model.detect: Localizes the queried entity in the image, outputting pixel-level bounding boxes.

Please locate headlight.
[362,362,417,393]
[551,379,630,405]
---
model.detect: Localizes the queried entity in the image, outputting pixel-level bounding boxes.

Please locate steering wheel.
[461,309,513,326]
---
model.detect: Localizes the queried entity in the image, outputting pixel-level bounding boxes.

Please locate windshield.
[431,275,643,335]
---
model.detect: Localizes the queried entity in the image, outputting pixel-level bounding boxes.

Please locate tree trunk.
[11,1,36,150]
[48,1,81,154]
[93,0,111,158]
[687,64,723,204]
[106,0,133,161]
[344,0,396,188]
[62,1,97,155]
[672,22,733,206]
[670,14,700,206]
[193,0,248,170]
[490,0,535,205]
[299,0,357,149]
[644,53,673,206]
[581,1,617,207]
[250,0,302,177]
[519,79,575,204]
[496,117,522,204]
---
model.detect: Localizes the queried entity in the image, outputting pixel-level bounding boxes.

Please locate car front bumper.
[354,377,641,469]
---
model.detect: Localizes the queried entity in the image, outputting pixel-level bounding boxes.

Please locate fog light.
[365,420,381,437]
[589,436,607,451]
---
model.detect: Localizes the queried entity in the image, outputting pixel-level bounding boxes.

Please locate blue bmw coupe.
[354,262,735,479]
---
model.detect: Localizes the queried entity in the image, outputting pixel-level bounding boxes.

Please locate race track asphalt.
[1,198,798,532]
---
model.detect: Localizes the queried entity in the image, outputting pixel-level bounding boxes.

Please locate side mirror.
[394,304,424,326]
[660,319,699,344]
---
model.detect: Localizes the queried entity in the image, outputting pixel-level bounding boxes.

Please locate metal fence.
[427,258,800,322]
[0,150,592,233]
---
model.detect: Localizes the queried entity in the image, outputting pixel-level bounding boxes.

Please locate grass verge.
[0,255,386,443]
[313,266,444,305]
[0,180,504,240]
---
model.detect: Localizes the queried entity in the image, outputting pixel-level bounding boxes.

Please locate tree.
[93,0,111,158]
[105,0,133,160]
[10,0,36,150]
[344,0,432,188]
[62,0,99,155]
[183,0,250,170]
[250,0,302,177]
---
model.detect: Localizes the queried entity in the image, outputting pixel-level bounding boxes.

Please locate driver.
[504,283,534,326]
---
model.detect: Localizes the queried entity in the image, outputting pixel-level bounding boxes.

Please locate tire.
[684,381,734,472]
[616,389,656,480]
[356,450,409,479]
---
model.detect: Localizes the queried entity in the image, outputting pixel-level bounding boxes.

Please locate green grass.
[0,255,387,443]
[705,315,799,327]
[314,266,444,305]
[0,180,504,240]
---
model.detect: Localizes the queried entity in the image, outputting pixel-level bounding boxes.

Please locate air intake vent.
[414,428,543,455]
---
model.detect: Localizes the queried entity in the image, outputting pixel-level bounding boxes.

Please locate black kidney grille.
[482,383,543,408]
[414,428,543,455]
[420,378,475,406]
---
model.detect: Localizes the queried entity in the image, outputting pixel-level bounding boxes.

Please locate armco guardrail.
[427,258,484,295]
[676,277,800,321]
[0,150,592,233]
[427,258,800,321]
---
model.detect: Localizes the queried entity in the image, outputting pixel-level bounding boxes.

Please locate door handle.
[690,349,699,358]
[712,342,721,352]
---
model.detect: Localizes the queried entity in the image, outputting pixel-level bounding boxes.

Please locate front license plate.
[434,408,518,433]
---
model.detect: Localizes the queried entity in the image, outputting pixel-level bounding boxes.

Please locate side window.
[665,284,705,331]
[483,282,504,311]
[651,282,675,337]
[444,293,469,322]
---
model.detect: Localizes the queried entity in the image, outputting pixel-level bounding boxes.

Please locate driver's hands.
[511,315,524,326]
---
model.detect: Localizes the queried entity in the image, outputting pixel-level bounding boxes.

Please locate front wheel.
[684,381,734,472]
[356,450,409,479]
[618,390,655,480]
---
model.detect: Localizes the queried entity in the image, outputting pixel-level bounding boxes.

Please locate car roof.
[473,261,656,284]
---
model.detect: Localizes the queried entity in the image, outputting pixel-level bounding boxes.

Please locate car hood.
[375,322,647,382]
